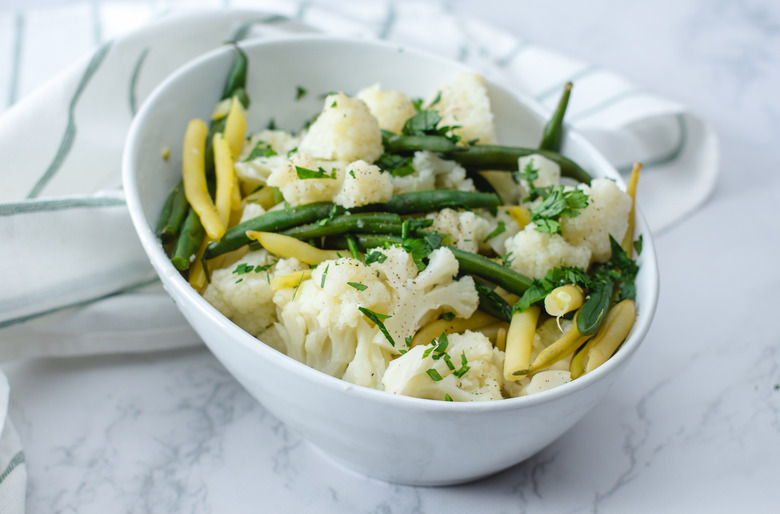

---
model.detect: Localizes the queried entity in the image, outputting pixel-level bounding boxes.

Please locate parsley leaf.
[295,86,307,100]
[529,186,589,234]
[402,233,444,271]
[365,250,387,265]
[483,221,506,243]
[347,282,367,291]
[426,368,443,382]
[358,307,396,347]
[295,166,337,180]
[376,153,416,177]
[244,140,277,161]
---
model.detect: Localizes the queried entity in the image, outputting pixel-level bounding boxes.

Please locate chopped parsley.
[320,264,329,288]
[243,140,277,161]
[358,307,395,347]
[426,368,443,382]
[347,281,367,291]
[483,221,506,243]
[365,250,387,265]
[444,394,453,402]
[402,232,444,271]
[295,165,336,180]
[232,262,274,284]
[295,86,307,100]
[516,160,589,234]
[376,153,416,177]
[453,351,471,378]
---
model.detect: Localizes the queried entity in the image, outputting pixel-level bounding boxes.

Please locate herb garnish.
[243,140,277,161]
[483,221,506,243]
[516,159,589,234]
[320,263,329,288]
[359,307,396,347]
[296,166,336,180]
[232,262,274,283]
[365,250,387,265]
[347,282,367,291]
[295,86,307,100]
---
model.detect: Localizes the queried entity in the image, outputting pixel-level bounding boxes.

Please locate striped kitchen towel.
[0,0,718,360]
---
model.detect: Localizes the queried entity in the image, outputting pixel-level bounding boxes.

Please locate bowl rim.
[123,34,660,414]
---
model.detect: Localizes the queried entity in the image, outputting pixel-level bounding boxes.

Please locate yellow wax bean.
[529,316,591,374]
[210,97,231,120]
[270,269,313,291]
[621,162,642,256]
[503,306,541,381]
[246,231,342,264]
[571,300,636,377]
[503,205,531,230]
[411,311,499,347]
[494,326,508,352]
[187,239,210,291]
[224,97,247,159]
[213,133,235,229]
[544,284,584,317]
[182,118,224,240]
[243,186,278,211]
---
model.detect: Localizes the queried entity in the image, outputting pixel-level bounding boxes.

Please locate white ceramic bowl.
[123,35,659,486]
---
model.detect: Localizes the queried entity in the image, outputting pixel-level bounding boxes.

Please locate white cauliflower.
[523,370,572,395]
[298,92,383,163]
[426,72,497,145]
[517,154,561,198]
[371,246,480,352]
[332,160,393,208]
[266,152,344,206]
[356,83,417,134]
[201,250,281,338]
[478,208,521,256]
[382,331,504,401]
[504,224,591,279]
[560,178,632,262]
[233,130,300,190]
[271,256,393,381]
[427,208,491,254]
[391,150,475,194]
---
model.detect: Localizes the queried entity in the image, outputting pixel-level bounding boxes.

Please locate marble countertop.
[2,0,780,512]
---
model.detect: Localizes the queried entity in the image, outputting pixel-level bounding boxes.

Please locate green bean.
[473,282,513,322]
[539,82,572,152]
[334,234,533,297]
[281,213,402,240]
[383,134,466,154]
[447,247,533,296]
[444,145,592,184]
[221,45,248,101]
[376,190,501,214]
[171,209,205,271]
[204,202,338,259]
[156,180,188,243]
[576,276,614,336]
[204,190,500,260]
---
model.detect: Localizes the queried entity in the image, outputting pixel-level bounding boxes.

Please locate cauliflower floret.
[478,208,521,255]
[504,224,591,279]
[298,92,383,163]
[427,208,491,254]
[517,154,561,195]
[234,130,300,190]
[239,202,265,223]
[201,250,279,338]
[382,331,504,401]
[426,72,497,145]
[266,152,344,206]
[356,83,417,134]
[272,256,393,381]
[391,151,474,194]
[560,178,632,262]
[523,370,572,395]
[332,160,393,208]
[372,246,479,351]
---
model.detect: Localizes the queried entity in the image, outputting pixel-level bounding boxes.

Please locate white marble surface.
[2,0,780,511]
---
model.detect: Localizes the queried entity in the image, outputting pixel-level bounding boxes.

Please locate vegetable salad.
[157,46,642,402]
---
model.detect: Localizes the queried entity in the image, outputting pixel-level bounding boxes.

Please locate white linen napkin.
[0,1,720,505]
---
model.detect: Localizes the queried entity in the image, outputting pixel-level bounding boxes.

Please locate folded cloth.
[0,1,719,503]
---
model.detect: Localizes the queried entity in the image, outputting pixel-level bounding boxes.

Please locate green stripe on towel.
[26,41,113,199]
[0,196,126,216]
[0,451,25,485]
